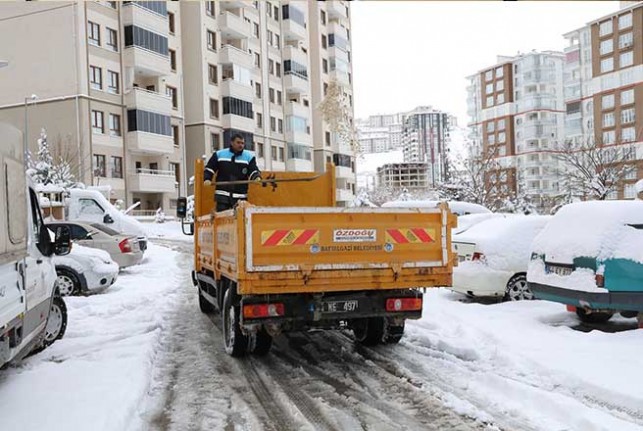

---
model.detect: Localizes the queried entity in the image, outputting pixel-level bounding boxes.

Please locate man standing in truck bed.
[204,133,262,211]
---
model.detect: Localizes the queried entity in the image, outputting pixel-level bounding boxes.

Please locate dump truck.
[178,159,456,357]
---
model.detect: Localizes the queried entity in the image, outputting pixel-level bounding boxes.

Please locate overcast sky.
[351,1,619,126]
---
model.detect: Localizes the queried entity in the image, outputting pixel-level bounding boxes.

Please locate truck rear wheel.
[248,328,272,356]
[222,288,248,357]
[353,318,405,346]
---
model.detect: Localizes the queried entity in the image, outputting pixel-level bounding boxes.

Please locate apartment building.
[376,162,430,192]
[357,127,389,153]
[401,106,454,187]
[564,3,643,199]
[466,51,566,207]
[356,112,404,153]
[0,0,356,209]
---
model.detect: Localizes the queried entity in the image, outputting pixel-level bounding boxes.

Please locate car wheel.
[55,269,80,296]
[504,274,532,301]
[31,295,68,355]
[222,288,248,357]
[576,308,613,324]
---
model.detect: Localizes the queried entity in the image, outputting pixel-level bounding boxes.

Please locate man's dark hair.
[231,133,245,142]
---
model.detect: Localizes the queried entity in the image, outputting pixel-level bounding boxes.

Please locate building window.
[222,97,254,119]
[256,112,263,127]
[274,5,279,20]
[267,30,273,46]
[203,65,217,88]
[498,132,506,143]
[109,113,121,136]
[486,122,495,133]
[278,119,283,133]
[110,156,123,179]
[275,34,280,49]
[255,82,261,98]
[88,21,100,46]
[621,89,634,105]
[624,183,636,199]
[269,59,275,75]
[620,51,633,68]
[599,19,613,37]
[124,25,168,56]
[270,116,276,132]
[276,62,281,77]
[207,30,216,51]
[269,87,275,103]
[106,28,118,51]
[107,1,117,9]
[602,94,615,110]
[169,49,177,71]
[90,65,102,90]
[253,22,259,38]
[168,12,175,34]
[127,110,171,136]
[618,13,632,30]
[322,34,327,49]
[277,90,282,105]
[107,70,119,94]
[166,86,178,109]
[485,83,493,94]
[321,10,326,25]
[602,130,615,144]
[172,125,179,147]
[497,119,506,130]
[205,1,215,16]
[622,126,636,142]
[92,110,104,134]
[93,154,106,177]
[210,98,219,119]
[486,96,493,107]
[495,66,504,78]
[271,146,277,161]
[323,59,328,73]
[602,112,615,128]
[496,80,504,91]
[256,142,264,158]
[488,134,496,145]
[619,32,633,50]
[600,57,614,73]
[211,133,220,151]
[496,93,505,104]
[278,147,284,161]
[485,70,493,81]
[325,131,331,146]
[600,39,613,55]
[170,162,180,184]
[254,52,261,68]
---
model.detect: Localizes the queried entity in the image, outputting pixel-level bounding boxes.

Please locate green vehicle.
[527,200,643,326]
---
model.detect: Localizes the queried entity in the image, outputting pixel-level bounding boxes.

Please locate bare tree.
[553,137,636,201]
[317,79,359,154]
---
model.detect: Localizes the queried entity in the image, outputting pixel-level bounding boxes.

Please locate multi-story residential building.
[358,127,389,153]
[356,112,404,153]
[564,3,643,200]
[0,0,356,209]
[401,106,454,187]
[376,162,429,192]
[466,51,566,208]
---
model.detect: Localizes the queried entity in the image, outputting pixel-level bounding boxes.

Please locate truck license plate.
[323,300,358,313]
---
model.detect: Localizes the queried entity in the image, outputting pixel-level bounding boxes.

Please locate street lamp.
[24,94,38,159]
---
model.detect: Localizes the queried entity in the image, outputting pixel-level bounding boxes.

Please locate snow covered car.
[382,200,491,216]
[47,221,143,269]
[54,244,119,296]
[452,215,551,300]
[453,212,505,235]
[528,201,643,324]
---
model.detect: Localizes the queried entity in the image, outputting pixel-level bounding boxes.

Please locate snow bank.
[383,199,491,216]
[142,220,194,242]
[528,259,604,293]
[454,213,506,234]
[0,244,183,431]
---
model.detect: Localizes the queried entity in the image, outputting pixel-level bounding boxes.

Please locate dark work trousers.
[216,196,244,212]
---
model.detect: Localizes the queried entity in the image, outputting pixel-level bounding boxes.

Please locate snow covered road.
[1,229,642,431]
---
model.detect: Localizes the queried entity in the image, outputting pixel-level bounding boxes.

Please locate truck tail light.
[472,252,485,262]
[119,239,132,253]
[243,303,285,319]
[595,273,605,288]
[386,297,422,312]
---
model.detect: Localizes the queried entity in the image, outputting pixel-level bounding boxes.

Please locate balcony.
[336,188,354,203]
[329,69,350,85]
[124,87,172,116]
[218,12,251,39]
[219,0,247,10]
[283,46,308,68]
[123,47,170,77]
[127,131,174,155]
[284,72,309,94]
[284,101,310,118]
[282,17,306,41]
[285,158,313,172]
[221,114,254,132]
[219,44,253,69]
[220,79,254,101]
[122,2,168,35]
[328,20,347,39]
[328,45,349,62]
[326,1,347,21]
[336,165,353,178]
[128,169,177,193]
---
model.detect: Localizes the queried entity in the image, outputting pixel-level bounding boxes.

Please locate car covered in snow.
[47,221,143,269]
[54,244,119,296]
[382,200,491,216]
[528,200,643,324]
[451,215,551,300]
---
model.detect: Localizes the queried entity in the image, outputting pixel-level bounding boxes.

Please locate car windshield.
[90,223,121,236]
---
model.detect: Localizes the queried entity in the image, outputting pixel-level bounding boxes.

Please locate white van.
[67,189,148,252]
[0,123,70,367]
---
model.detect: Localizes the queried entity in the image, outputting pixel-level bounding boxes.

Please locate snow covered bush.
[155,208,166,224]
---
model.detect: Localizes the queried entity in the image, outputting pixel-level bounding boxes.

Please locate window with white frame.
[602,130,615,144]
[486,122,495,133]
[621,126,636,142]
[600,57,614,73]
[497,93,505,104]
[495,66,504,78]
[485,70,493,81]
[485,83,493,94]
[496,80,504,91]
[602,94,615,110]
[625,166,637,180]
[498,132,506,143]
[600,39,613,55]
[625,183,636,199]
[486,96,493,107]
[607,190,618,200]
[88,21,100,46]
[497,119,505,130]
[618,13,632,30]
[599,20,613,36]
[603,112,615,127]
[488,134,495,145]
[621,107,635,124]
[498,146,506,156]
[623,146,636,160]
[92,110,104,134]
[107,70,119,94]
[621,89,634,105]
[620,51,633,68]
[619,32,633,49]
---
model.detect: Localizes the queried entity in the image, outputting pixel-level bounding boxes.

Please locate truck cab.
[0,122,70,368]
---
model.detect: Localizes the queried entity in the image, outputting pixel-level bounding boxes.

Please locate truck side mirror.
[176,197,187,219]
[103,214,114,224]
[53,225,71,256]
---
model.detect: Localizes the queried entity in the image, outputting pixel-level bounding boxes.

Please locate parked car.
[54,244,119,296]
[382,200,491,216]
[451,215,551,300]
[528,200,643,324]
[47,221,143,269]
[454,212,506,235]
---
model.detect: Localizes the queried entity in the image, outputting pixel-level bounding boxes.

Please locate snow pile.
[0,244,183,431]
[383,199,491,216]
[528,258,603,292]
[143,221,194,242]
[454,213,506,234]
[606,226,643,263]
[454,215,551,270]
